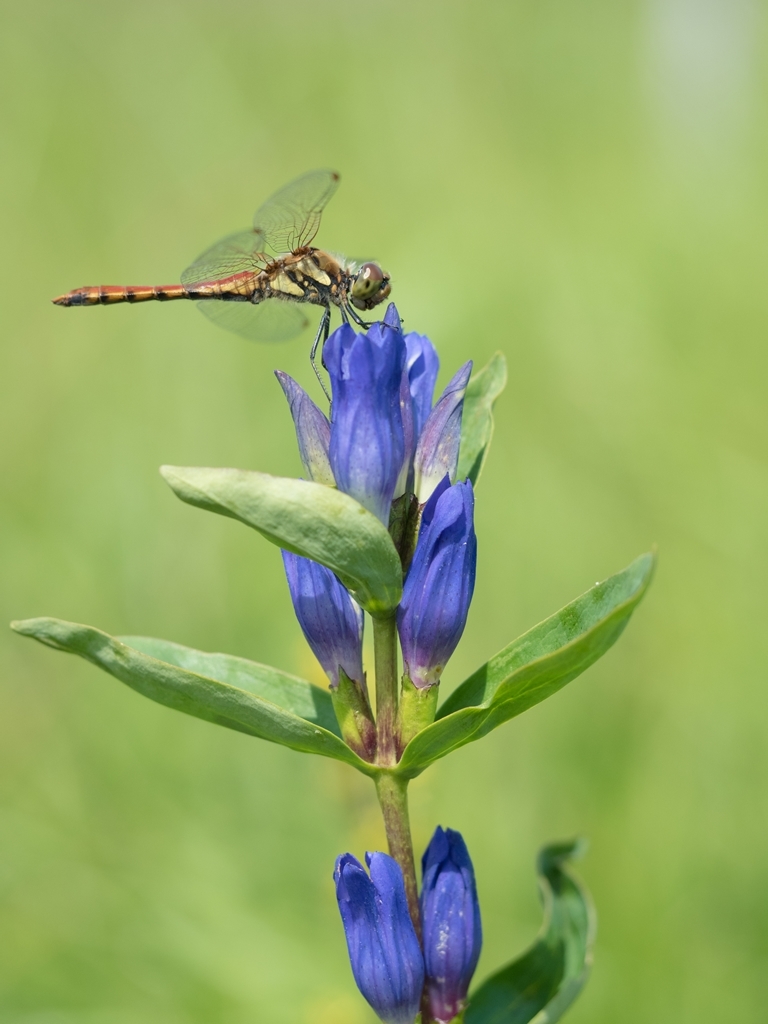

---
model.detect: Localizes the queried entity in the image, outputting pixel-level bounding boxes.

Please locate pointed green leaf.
[458,352,508,486]
[120,635,340,733]
[10,618,378,775]
[160,467,402,616]
[396,552,655,778]
[466,840,595,1024]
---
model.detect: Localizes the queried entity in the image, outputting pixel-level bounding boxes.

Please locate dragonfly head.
[350,262,391,311]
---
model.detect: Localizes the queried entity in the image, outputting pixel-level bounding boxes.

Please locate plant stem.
[372,616,421,936]
[375,772,421,939]
[373,613,399,766]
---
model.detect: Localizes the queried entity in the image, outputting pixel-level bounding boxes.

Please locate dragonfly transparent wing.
[196,298,309,342]
[181,229,270,286]
[254,170,340,255]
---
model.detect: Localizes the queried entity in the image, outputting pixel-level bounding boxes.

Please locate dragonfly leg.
[310,306,332,404]
[345,303,371,330]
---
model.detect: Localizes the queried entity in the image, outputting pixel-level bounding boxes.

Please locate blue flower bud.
[274,371,335,486]
[405,332,440,443]
[281,550,363,688]
[420,827,482,1023]
[382,301,403,332]
[334,852,425,1024]
[324,323,406,524]
[398,361,416,500]
[397,332,441,496]
[378,305,439,442]
[413,361,472,503]
[397,480,477,689]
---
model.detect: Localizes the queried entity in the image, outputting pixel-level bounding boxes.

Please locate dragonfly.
[53,169,392,389]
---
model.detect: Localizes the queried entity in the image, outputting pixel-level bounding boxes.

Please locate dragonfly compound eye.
[351,262,391,310]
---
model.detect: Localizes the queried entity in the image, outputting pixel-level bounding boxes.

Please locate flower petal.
[334,852,424,1024]
[325,323,406,525]
[282,550,363,688]
[413,361,472,503]
[274,371,334,486]
[397,481,477,689]
[420,827,482,1022]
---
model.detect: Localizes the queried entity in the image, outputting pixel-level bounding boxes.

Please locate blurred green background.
[2,1,767,1021]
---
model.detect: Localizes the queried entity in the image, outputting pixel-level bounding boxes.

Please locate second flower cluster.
[336,826,482,1024]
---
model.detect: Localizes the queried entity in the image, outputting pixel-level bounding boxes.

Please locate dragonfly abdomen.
[53,284,192,306]
[52,272,262,307]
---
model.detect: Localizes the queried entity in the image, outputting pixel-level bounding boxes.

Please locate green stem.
[372,616,421,937]
[375,772,421,939]
[373,613,399,766]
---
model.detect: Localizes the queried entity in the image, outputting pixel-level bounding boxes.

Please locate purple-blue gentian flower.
[334,852,424,1024]
[380,303,440,442]
[405,331,441,444]
[383,301,403,332]
[274,371,334,486]
[421,827,482,1023]
[397,479,477,689]
[397,329,441,495]
[388,307,470,502]
[281,550,363,688]
[324,322,406,524]
[413,361,472,503]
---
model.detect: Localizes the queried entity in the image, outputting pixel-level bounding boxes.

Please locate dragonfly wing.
[181,229,269,286]
[254,169,340,255]
[196,298,309,342]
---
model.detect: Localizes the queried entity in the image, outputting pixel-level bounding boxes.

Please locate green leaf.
[466,840,595,1024]
[457,352,508,486]
[160,467,402,616]
[10,618,377,775]
[120,635,340,733]
[396,551,655,778]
